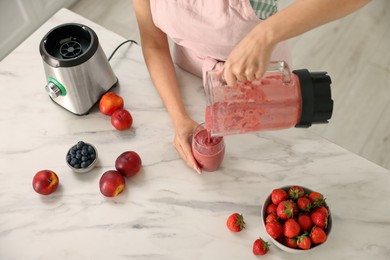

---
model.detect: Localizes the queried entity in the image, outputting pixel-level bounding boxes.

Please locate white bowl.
[66,142,98,173]
[261,185,332,253]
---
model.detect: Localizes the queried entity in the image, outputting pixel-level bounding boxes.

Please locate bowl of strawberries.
[261,185,332,253]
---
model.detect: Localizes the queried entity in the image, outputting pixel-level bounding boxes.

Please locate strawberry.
[298,214,313,231]
[271,189,288,205]
[288,186,304,200]
[265,221,283,239]
[276,234,285,244]
[297,197,311,212]
[311,210,328,228]
[283,218,301,238]
[292,201,299,216]
[310,226,328,244]
[252,237,270,255]
[226,213,245,232]
[284,237,298,249]
[297,233,311,250]
[266,203,277,215]
[313,205,329,216]
[276,200,294,220]
[308,191,325,208]
[265,213,278,223]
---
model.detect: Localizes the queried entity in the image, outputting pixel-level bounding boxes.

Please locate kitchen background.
[1,0,389,170]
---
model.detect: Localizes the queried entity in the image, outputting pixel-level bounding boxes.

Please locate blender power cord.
[107,39,138,62]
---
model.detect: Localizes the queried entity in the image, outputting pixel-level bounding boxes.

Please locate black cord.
[107,39,138,61]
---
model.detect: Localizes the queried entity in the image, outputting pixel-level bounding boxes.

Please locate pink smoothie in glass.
[192,129,225,172]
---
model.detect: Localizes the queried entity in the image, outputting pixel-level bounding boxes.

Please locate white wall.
[0,0,78,60]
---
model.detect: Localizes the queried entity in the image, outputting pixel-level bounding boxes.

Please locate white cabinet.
[0,0,78,60]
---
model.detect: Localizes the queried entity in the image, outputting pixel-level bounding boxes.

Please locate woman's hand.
[173,117,202,174]
[223,24,275,86]
[223,0,371,87]
[133,0,202,174]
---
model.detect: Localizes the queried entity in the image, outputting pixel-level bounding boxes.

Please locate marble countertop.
[1,9,390,260]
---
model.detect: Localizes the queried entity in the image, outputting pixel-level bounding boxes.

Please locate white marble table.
[1,9,390,260]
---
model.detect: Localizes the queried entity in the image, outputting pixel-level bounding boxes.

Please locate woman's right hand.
[173,117,202,174]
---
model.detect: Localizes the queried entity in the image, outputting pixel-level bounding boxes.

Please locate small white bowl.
[261,185,332,253]
[66,142,98,173]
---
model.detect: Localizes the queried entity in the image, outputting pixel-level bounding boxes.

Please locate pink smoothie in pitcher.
[205,62,333,136]
[192,128,225,172]
[205,73,302,135]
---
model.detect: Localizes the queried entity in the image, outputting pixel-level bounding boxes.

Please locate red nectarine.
[111,109,133,131]
[99,170,126,197]
[32,170,59,195]
[99,92,124,116]
[115,151,142,177]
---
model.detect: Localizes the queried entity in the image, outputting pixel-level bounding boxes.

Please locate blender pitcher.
[205,61,333,136]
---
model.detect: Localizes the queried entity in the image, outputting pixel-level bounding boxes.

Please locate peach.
[111,109,133,131]
[99,170,125,197]
[115,151,142,177]
[99,92,124,116]
[32,170,59,195]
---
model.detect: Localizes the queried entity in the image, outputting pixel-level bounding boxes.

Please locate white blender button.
[45,82,62,98]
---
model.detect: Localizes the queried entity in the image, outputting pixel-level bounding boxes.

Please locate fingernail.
[194,166,202,175]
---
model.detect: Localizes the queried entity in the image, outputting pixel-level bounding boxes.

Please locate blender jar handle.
[267,61,292,83]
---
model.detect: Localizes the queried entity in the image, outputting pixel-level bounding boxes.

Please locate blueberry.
[69,149,76,156]
[70,158,78,166]
[81,156,88,162]
[74,163,81,169]
[89,153,96,160]
[81,162,88,168]
[87,145,94,154]
[76,141,85,149]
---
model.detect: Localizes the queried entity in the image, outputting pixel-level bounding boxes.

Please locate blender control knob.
[45,82,62,98]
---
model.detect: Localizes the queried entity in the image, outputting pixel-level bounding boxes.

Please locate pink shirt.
[150,0,291,84]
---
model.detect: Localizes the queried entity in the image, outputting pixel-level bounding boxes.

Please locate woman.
[132,0,370,174]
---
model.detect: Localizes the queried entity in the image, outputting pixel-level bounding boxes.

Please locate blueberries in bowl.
[66,141,98,173]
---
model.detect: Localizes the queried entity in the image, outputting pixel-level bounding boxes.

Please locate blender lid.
[293,69,333,127]
[39,23,99,68]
